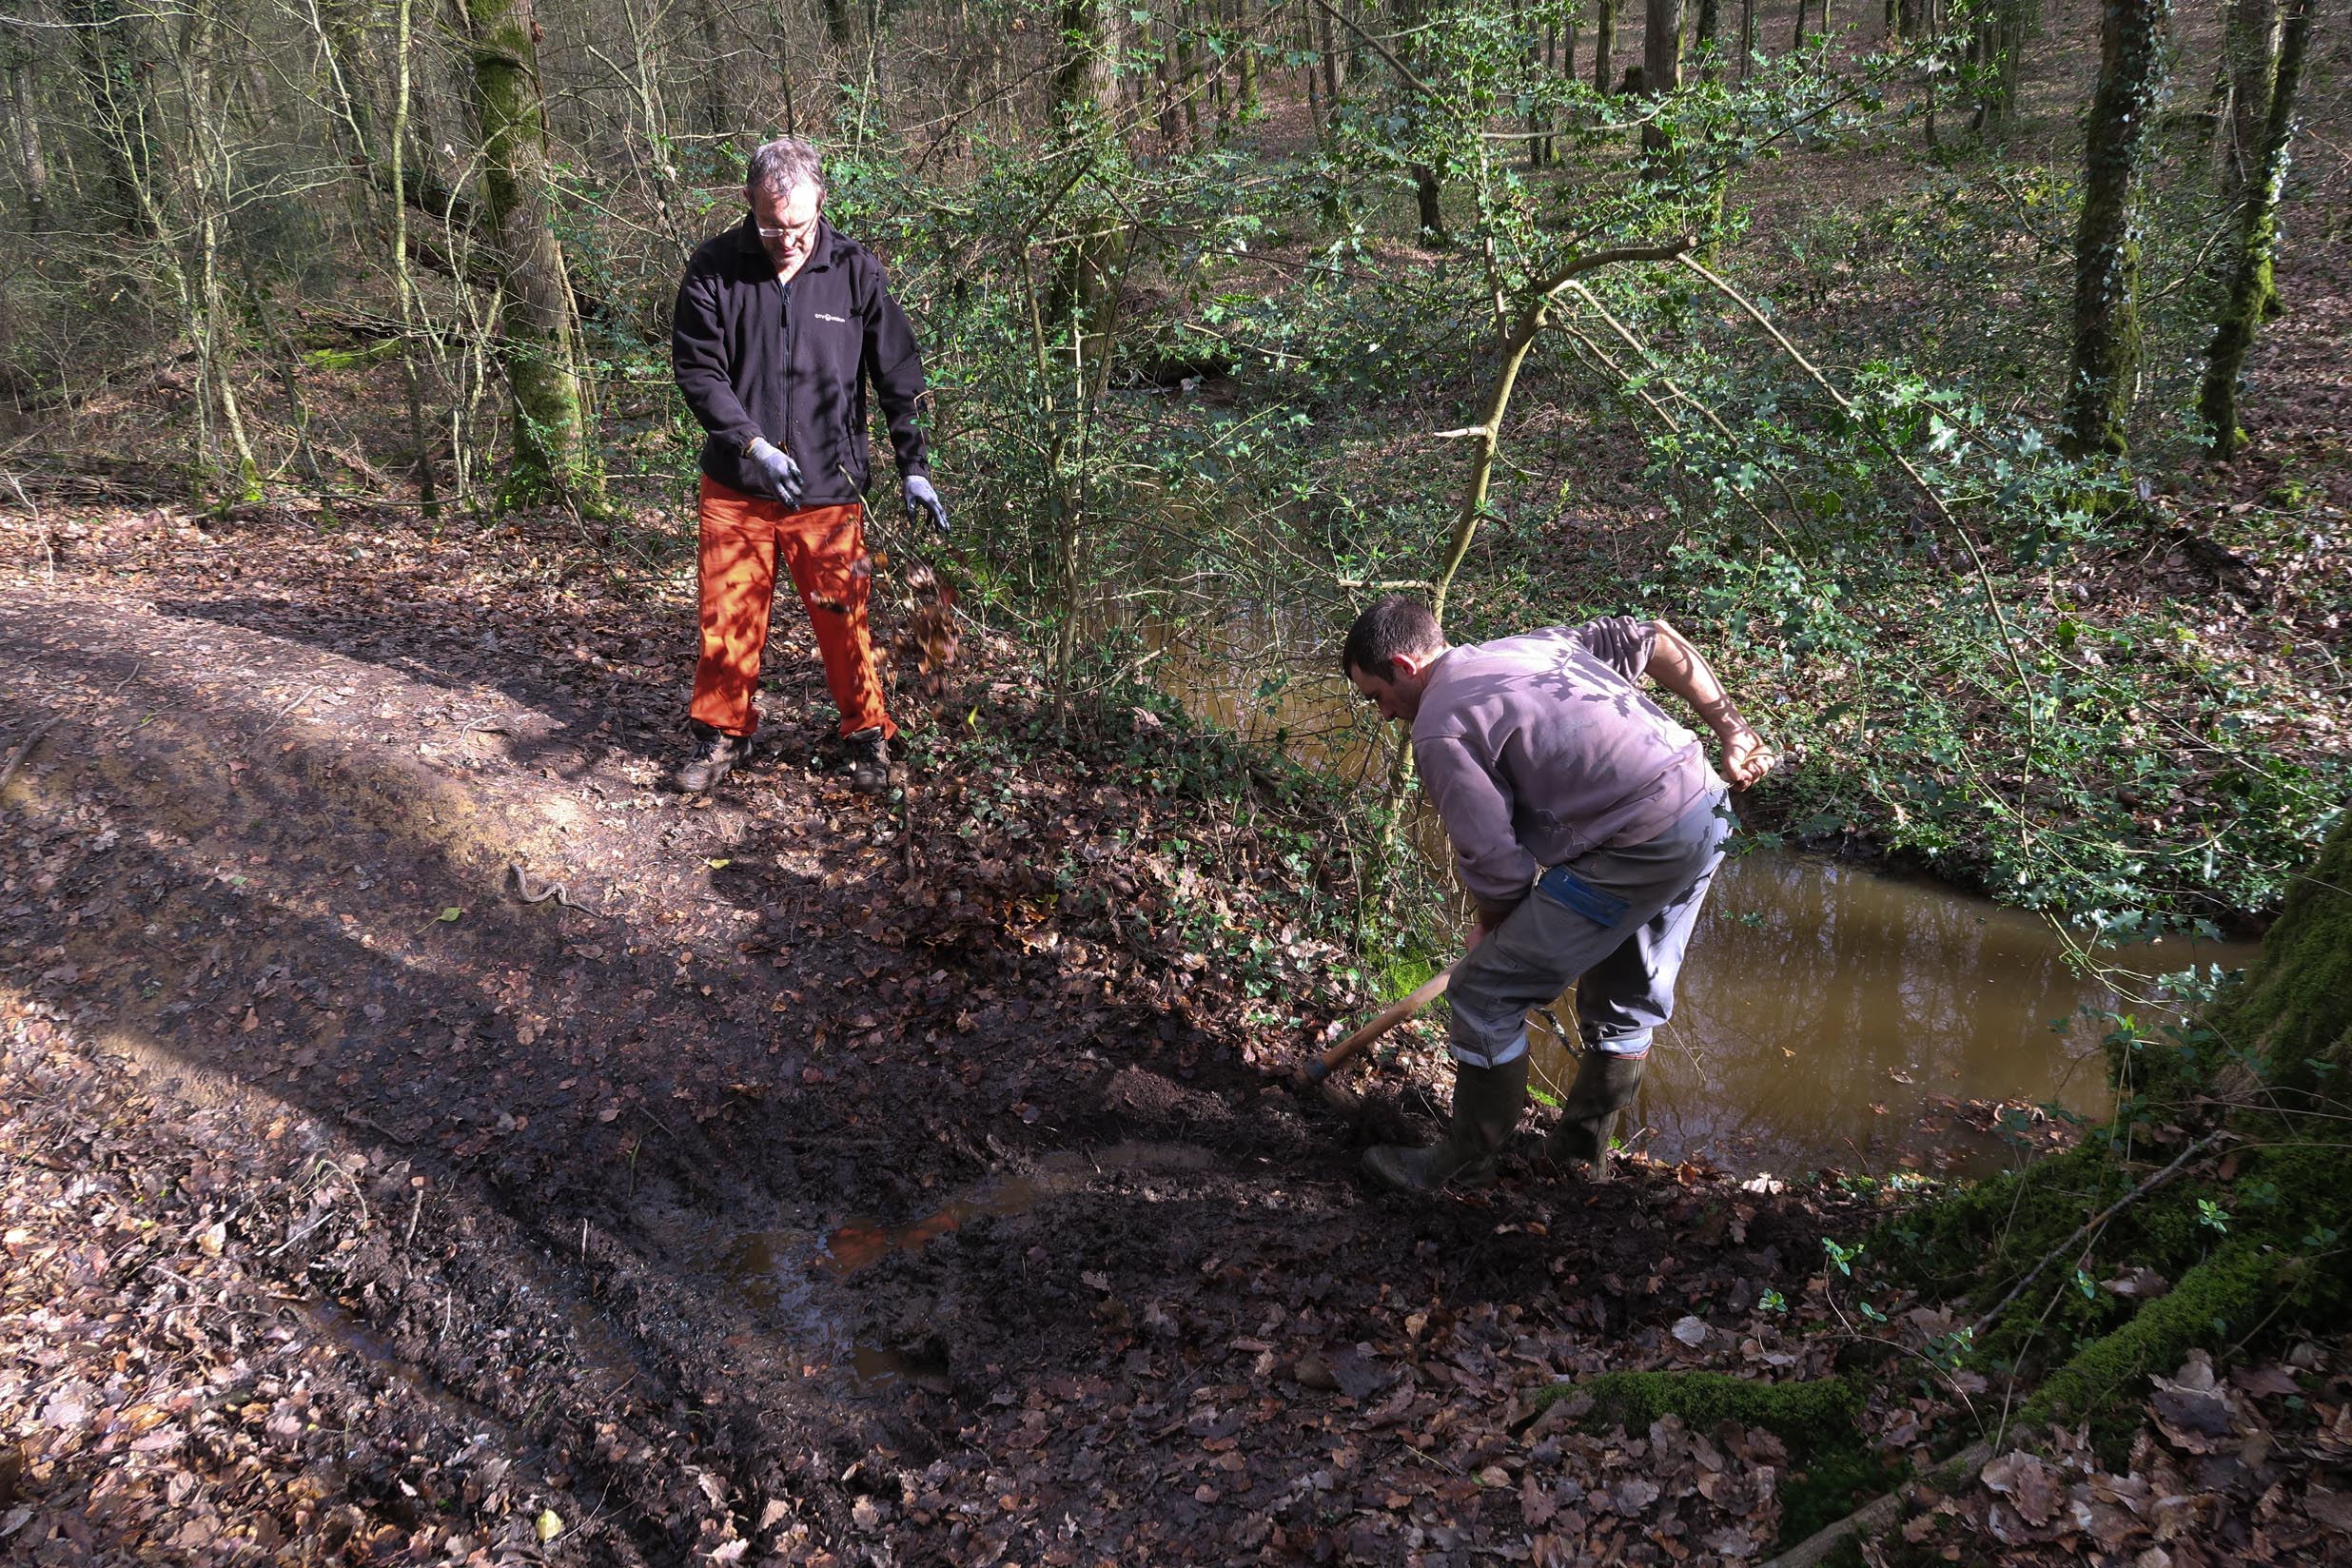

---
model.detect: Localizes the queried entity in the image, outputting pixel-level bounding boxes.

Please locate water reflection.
[1525,852,2257,1177]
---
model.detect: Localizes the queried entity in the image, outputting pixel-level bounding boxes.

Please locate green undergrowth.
[1536,1373,1905,1547]
[301,339,402,371]
[1567,1369,1861,1436]
[1877,1132,2350,1449]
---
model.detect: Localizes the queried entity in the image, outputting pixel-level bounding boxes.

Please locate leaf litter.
[0,509,2347,1564]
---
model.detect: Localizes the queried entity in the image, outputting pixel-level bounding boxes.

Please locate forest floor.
[5,508,2351,1568]
[6,9,2352,1559]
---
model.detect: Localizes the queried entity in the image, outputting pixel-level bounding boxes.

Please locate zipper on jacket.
[778,277,794,461]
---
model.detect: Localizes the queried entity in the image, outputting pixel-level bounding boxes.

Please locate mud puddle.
[711,1143,1217,1390]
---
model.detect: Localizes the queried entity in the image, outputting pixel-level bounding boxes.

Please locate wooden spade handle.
[1306,966,1454,1082]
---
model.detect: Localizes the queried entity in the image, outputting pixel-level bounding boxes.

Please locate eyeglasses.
[754,216,819,243]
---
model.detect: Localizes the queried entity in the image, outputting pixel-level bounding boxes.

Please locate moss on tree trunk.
[2059,0,2168,459]
[2205,791,2349,1085]
[2199,0,2312,459]
[462,0,602,510]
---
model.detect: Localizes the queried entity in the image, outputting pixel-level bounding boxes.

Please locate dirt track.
[1,527,1868,1565]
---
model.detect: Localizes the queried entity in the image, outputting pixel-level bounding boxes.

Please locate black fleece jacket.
[672,216,931,506]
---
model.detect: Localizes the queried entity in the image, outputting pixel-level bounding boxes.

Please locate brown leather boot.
[672,723,751,794]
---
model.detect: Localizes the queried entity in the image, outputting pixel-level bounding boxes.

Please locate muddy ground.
[8,523,2352,1568]
[0,524,1869,1565]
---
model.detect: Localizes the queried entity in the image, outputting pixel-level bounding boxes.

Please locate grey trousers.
[1447,786,1734,1068]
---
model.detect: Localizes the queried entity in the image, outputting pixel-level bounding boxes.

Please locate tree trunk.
[162,0,264,504]
[67,0,154,236]
[388,0,440,517]
[1301,4,1321,142]
[755,0,798,132]
[1694,0,1718,68]
[2220,0,2279,206]
[461,0,602,508]
[1235,0,1259,121]
[4,49,47,233]
[1050,0,1127,401]
[1413,165,1445,239]
[1594,0,1616,91]
[2199,0,2309,458]
[1975,0,2027,136]
[1789,0,1809,49]
[2060,0,2169,460]
[1043,0,1129,708]
[1320,0,1340,103]
[690,0,733,143]
[2205,791,2351,1090]
[1209,0,1229,129]
[1643,0,1682,158]
[1178,0,1203,148]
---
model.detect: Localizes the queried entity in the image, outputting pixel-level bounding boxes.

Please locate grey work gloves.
[904,475,948,535]
[742,437,805,506]
[744,440,942,535]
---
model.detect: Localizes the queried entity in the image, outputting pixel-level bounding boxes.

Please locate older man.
[670,136,947,795]
[1341,597,1774,1191]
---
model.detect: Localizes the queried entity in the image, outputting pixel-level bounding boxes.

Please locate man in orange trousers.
[669,136,947,794]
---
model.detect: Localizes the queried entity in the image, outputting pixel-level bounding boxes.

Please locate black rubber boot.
[1544,1050,1648,1172]
[672,723,750,794]
[1362,1055,1529,1194]
[844,727,890,794]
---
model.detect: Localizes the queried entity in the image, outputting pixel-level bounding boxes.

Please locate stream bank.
[4,509,2345,1567]
[1,512,1868,1564]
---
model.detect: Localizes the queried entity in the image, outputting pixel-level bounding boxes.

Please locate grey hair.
[745,137,827,200]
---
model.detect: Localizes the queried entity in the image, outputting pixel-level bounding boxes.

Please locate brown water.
[1143,618,2261,1177]
[1525,852,2257,1178]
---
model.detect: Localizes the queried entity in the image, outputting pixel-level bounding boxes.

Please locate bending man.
[670,136,948,795]
[1341,598,1774,1191]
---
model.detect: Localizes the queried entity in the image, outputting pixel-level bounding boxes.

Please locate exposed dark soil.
[0,521,1872,1564]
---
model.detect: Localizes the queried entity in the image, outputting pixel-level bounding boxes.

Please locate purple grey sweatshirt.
[1411,617,1715,919]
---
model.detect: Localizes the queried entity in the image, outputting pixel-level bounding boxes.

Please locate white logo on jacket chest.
[813,311,849,324]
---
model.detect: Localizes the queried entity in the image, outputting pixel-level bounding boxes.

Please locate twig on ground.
[510,862,583,910]
[1757,1439,1995,1568]
[1970,1127,2228,1342]
[0,719,59,795]
[256,683,321,739]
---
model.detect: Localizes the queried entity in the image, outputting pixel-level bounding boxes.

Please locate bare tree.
[3,28,49,231]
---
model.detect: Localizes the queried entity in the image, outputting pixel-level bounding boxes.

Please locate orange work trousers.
[689,477,894,740]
